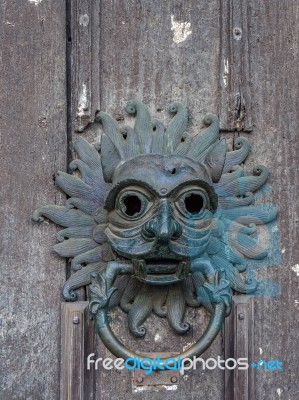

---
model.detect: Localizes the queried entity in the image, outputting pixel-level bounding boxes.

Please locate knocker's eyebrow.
[167,180,218,210]
[103,178,218,210]
[167,180,216,198]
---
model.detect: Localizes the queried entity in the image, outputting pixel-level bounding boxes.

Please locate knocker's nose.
[142,200,182,242]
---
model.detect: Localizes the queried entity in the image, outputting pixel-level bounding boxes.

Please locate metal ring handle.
[88,261,230,369]
[93,302,225,368]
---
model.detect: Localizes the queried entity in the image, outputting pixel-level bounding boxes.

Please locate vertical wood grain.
[224,296,254,400]
[248,1,299,399]
[60,302,95,400]
[69,0,101,133]
[98,0,220,130]
[0,0,67,398]
[219,0,253,132]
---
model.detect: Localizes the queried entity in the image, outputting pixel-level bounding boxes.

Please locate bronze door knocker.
[33,101,277,368]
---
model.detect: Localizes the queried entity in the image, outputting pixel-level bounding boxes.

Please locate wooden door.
[1,1,298,399]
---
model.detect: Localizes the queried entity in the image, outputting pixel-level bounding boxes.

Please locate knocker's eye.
[123,195,141,216]
[176,189,210,218]
[184,193,204,213]
[116,190,151,219]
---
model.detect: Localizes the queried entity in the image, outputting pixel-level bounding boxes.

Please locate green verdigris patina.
[33,101,277,367]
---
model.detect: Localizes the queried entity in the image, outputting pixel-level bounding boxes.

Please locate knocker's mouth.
[132,258,190,285]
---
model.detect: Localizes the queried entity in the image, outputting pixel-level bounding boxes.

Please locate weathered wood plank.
[223,299,234,400]
[60,302,95,400]
[219,0,253,132]
[248,295,255,400]
[224,296,254,400]
[233,299,249,400]
[247,1,299,399]
[97,0,221,130]
[69,0,101,132]
[0,1,67,398]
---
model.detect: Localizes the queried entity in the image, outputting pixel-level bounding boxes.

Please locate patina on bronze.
[33,101,277,367]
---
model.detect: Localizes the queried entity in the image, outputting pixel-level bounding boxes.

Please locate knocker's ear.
[100,133,122,182]
[204,139,226,183]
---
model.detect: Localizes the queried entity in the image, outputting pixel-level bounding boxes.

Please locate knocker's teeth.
[131,259,190,285]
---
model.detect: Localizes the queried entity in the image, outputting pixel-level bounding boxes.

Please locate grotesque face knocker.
[33,101,277,368]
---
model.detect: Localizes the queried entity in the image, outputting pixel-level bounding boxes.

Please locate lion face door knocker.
[33,101,277,368]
